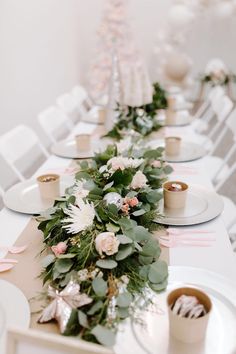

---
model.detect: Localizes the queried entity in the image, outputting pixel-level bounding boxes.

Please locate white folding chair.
[192,86,225,133]
[56,93,80,125]
[201,98,234,182]
[215,162,236,231]
[0,125,49,181]
[38,106,73,144]
[71,86,106,124]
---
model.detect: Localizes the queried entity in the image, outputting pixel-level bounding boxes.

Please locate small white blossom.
[78,269,89,281]
[121,275,129,285]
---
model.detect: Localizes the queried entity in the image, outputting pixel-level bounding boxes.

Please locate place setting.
[124,266,236,354]
[157,180,224,226]
[51,133,112,159]
[3,173,74,215]
[148,135,206,163]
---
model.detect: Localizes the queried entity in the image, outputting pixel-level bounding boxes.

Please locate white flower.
[78,269,89,281]
[205,58,228,76]
[73,179,89,205]
[95,232,120,257]
[130,171,148,189]
[62,198,95,234]
[120,275,129,285]
[107,156,144,171]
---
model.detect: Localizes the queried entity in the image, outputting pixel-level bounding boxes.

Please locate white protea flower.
[107,156,144,171]
[73,179,89,205]
[62,198,95,234]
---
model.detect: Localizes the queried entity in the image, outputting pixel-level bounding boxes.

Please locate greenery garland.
[104,83,167,141]
[37,144,173,347]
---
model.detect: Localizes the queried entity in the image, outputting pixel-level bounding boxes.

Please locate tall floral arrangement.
[104,82,168,141]
[88,0,152,106]
[37,143,173,346]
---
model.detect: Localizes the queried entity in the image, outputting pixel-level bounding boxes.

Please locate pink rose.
[51,242,67,257]
[152,160,162,168]
[127,197,139,207]
[130,171,148,189]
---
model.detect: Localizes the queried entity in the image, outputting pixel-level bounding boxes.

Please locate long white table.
[0,121,235,280]
[1,120,236,354]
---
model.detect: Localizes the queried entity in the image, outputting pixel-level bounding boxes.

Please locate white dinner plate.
[164,142,206,163]
[157,185,224,226]
[51,137,111,159]
[0,279,30,353]
[4,176,73,214]
[132,267,236,354]
[114,266,236,354]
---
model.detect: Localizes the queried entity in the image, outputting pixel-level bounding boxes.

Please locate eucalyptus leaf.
[133,226,151,242]
[87,301,103,315]
[116,234,133,244]
[54,258,73,273]
[148,260,168,284]
[96,259,118,269]
[163,165,174,174]
[132,209,146,216]
[57,253,77,259]
[139,265,150,280]
[149,278,168,292]
[78,310,89,328]
[146,190,162,204]
[92,278,107,297]
[115,245,133,261]
[139,255,154,265]
[141,239,161,258]
[42,254,55,268]
[117,292,133,308]
[117,307,129,319]
[106,222,120,233]
[91,325,116,347]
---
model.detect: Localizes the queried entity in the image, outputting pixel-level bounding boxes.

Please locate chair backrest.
[72,85,94,111]
[56,93,80,124]
[210,108,236,183]
[194,86,224,121]
[207,95,233,143]
[38,106,72,144]
[0,125,49,181]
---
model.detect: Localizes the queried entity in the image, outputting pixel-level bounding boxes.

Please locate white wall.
[0,0,236,139]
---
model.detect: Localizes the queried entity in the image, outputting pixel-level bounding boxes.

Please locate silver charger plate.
[127,266,236,354]
[164,111,194,127]
[164,142,206,163]
[158,185,224,226]
[3,176,73,214]
[51,138,110,159]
